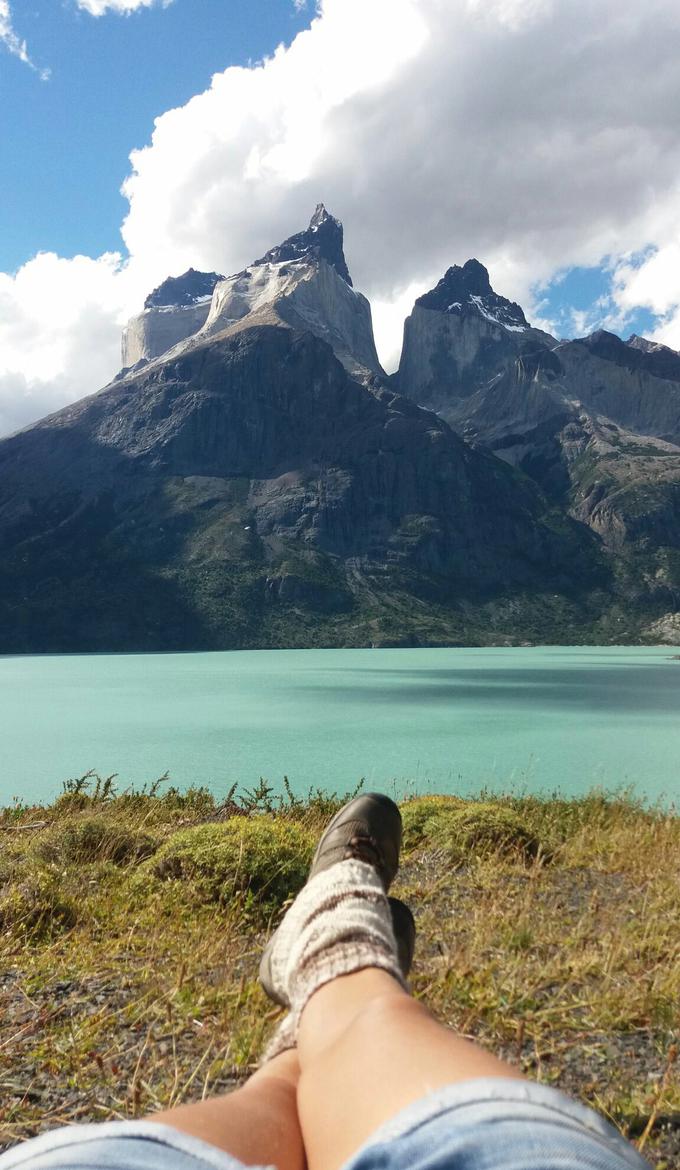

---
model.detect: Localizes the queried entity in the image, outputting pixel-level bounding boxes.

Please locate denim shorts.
[0,1078,649,1170]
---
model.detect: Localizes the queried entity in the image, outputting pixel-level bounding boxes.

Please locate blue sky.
[1,0,310,271]
[2,0,680,436]
[535,267,657,344]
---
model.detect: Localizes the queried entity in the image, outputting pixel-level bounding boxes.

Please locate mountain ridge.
[2,210,679,650]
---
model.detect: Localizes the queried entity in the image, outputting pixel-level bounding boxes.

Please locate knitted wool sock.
[261,859,404,1063]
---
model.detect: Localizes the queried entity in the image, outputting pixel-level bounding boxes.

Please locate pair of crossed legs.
[145,795,645,1170]
[149,966,522,1170]
[0,794,647,1170]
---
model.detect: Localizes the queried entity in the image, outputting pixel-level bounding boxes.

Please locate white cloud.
[610,243,680,349]
[0,0,49,77]
[75,0,171,15]
[6,0,680,432]
[0,252,140,435]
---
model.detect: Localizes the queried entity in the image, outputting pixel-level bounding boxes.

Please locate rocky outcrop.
[416,259,528,329]
[202,254,381,379]
[122,208,381,380]
[556,332,680,443]
[199,205,381,379]
[397,262,680,609]
[643,612,680,645]
[144,269,225,309]
[397,260,555,412]
[254,203,353,286]
[121,268,224,368]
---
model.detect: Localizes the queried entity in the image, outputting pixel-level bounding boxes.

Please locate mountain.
[253,201,353,286]
[3,214,680,651]
[397,263,680,636]
[123,205,381,382]
[0,213,609,653]
[198,204,381,380]
[121,268,224,369]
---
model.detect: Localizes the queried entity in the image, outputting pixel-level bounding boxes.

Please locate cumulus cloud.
[611,244,680,350]
[76,0,171,15]
[6,0,680,434]
[0,0,49,77]
[0,252,140,434]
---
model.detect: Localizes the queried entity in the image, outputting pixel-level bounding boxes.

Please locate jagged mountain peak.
[430,258,493,300]
[309,202,333,229]
[253,204,353,286]
[123,205,378,378]
[416,259,528,332]
[144,268,225,309]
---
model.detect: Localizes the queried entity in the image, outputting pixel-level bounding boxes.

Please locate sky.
[1,0,680,437]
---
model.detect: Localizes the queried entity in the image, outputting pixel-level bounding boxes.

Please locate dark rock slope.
[0,323,603,652]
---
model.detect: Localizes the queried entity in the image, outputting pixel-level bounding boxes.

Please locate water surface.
[1,647,678,806]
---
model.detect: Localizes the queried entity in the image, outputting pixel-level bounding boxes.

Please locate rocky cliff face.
[397,262,680,624]
[398,259,555,412]
[121,207,380,381]
[121,268,224,369]
[203,254,381,380]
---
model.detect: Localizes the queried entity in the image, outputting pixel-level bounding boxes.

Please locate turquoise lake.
[1,646,679,807]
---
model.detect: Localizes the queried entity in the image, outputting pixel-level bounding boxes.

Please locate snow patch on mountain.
[469,294,528,332]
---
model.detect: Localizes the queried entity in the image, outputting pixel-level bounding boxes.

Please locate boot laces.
[343,832,383,873]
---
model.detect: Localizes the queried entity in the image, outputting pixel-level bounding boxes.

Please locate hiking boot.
[259,792,406,1006]
[308,791,403,889]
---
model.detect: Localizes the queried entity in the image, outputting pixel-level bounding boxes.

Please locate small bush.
[402,797,543,863]
[149,816,315,913]
[36,818,159,867]
[401,795,466,849]
[0,870,77,939]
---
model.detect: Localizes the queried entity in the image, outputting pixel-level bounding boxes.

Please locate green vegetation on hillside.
[1,777,678,1167]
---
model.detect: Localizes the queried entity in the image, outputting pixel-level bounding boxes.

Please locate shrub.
[149,816,315,913]
[36,818,159,867]
[400,795,466,849]
[401,797,543,863]
[0,870,77,939]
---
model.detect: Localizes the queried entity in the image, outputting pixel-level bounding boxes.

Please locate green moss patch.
[402,796,543,862]
[148,816,315,914]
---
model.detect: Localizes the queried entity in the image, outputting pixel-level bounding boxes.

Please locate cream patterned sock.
[261,859,404,1062]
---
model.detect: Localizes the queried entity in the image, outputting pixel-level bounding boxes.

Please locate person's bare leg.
[297,970,522,1170]
[147,1049,305,1170]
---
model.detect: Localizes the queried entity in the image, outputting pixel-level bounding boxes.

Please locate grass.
[0,776,678,1166]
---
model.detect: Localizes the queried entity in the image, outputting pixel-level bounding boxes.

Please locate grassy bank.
[1,777,678,1166]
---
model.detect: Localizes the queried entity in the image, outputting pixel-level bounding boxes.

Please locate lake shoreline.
[2,647,680,807]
